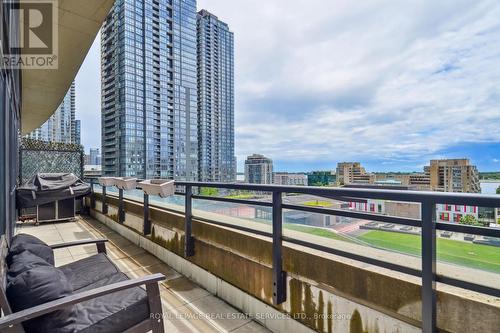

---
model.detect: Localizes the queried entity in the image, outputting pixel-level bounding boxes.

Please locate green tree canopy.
[199,187,218,196]
[459,214,482,226]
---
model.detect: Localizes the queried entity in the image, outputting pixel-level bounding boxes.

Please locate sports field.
[284,223,352,242]
[358,230,500,274]
[302,200,333,207]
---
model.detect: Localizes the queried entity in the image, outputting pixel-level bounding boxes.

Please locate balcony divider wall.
[0,0,21,240]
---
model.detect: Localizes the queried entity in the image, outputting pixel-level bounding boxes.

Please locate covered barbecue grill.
[17,173,91,223]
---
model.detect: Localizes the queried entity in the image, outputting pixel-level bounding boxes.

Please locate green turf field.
[358,230,500,273]
[302,200,333,207]
[225,193,256,199]
[252,217,352,242]
[284,223,352,242]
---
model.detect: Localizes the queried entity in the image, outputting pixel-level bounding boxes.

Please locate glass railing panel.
[191,195,273,235]
[148,194,186,213]
[435,204,500,292]
[282,206,422,269]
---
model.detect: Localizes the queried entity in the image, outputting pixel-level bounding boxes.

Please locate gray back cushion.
[7,250,52,282]
[7,233,55,265]
[6,265,78,332]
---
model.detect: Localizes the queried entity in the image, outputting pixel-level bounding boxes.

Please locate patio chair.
[0,234,165,333]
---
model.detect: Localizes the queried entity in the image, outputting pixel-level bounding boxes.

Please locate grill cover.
[17,173,91,208]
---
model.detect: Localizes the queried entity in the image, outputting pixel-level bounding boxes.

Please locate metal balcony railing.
[90,180,500,333]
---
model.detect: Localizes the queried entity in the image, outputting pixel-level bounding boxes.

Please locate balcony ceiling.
[21,0,115,134]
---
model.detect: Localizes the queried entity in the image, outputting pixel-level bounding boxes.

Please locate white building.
[349,200,385,214]
[433,204,498,223]
[436,204,474,223]
[273,172,307,186]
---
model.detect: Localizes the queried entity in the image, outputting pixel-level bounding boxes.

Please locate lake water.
[480,181,500,194]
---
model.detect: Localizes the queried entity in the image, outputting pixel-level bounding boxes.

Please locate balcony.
[1,0,498,331]
[88,181,500,333]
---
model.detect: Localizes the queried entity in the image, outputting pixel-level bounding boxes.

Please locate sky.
[75,0,500,173]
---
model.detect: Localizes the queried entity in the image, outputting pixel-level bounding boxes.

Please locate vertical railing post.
[143,193,151,235]
[421,200,436,333]
[118,188,124,223]
[102,185,108,215]
[184,185,194,257]
[272,191,286,305]
[90,179,96,208]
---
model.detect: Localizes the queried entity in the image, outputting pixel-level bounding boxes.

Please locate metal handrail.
[177,181,500,207]
[90,179,500,333]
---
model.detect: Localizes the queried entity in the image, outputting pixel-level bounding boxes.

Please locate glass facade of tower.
[74,120,81,145]
[27,82,78,144]
[101,0,198,180]
[197,10,235,182]
[173,0,198,180]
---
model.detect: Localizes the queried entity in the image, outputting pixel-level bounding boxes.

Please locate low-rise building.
[307,171,336,186]
[349,198,422,220]
[436,204,497,224]
[336,162,374,185]
[349,198,494,223]
[349,199,385,214]
[341,159,479,193]
[428,159,480,193]
[371,173,430,190]
[255,194,349,227]
[408,173,431,190]
[436,204,477,223]
[273,172,307,186]
[346,184,422,219]
[84,165,102,179]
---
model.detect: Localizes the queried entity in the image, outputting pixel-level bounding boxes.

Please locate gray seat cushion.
[8,250,150,333]
[7,233,55,265]
[59,253,120,291]
[73,273,150,333]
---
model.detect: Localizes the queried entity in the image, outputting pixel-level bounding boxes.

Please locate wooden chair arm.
[50,238,108,254]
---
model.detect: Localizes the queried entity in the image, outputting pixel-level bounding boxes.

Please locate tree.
[459,214,482,226]
[200,187,218,196]
[496,186,500,195]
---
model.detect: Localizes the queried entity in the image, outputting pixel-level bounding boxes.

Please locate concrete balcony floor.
[16,216,270,333]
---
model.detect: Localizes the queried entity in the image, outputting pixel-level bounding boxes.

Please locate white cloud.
[198,0,500,169]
